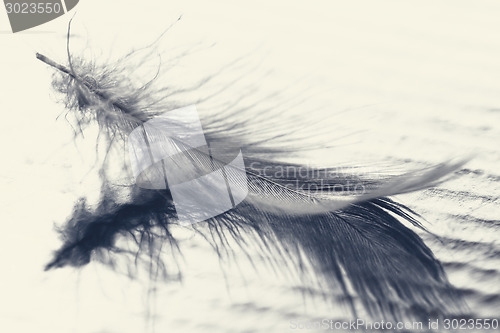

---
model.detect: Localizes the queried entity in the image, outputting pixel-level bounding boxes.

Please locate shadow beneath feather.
[45,171,467,322]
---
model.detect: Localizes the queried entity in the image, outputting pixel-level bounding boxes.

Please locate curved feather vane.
[38,26,468,321]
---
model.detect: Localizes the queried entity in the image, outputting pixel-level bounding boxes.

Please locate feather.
[38,24,469,321]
